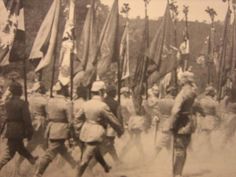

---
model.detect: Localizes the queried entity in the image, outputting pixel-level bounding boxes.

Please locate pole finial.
[205,7,217,23]
[121,3,130,17]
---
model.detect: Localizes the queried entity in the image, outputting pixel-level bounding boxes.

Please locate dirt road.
[1,129,236,177]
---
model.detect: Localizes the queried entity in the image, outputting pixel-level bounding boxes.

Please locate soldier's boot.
[94,149,111,173]
[108,145,121,164]
[75,163,88,177]
[0,152,13,171]
[28,156,39,165]
[33,158,51,177]
[173,148,187,177]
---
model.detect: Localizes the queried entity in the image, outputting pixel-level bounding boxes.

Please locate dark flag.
[132,15,150,114]
[148,2,177,82]
[229,0,236,90]
[73,0,98,87]
[217,6,232,99]
[82,0,119,86]
[0,0,25,66]
[29,0,60,72]
[120,21,130,80]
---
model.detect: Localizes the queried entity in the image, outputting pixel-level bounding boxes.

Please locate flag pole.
[23,56,28,102]
[169,0,179,90]
[183,5,189,71]
[205,7,217,85]
[117,0,121,104]
[217,2,231,100]
[69,0,75,101]
[21,1,28,102]
[144,0,150,99]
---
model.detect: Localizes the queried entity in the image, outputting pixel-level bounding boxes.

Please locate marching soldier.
[33,83,77,177]
[166,72,204,177]
[198,86,219,152]
[73,85,87,149]
[120,87,136,126]
[219,87,236,148]
[88,85,123,170]
[0,82,37,171]
[153,86,177,157]
[16,82,48,173]
[74,81,124,177]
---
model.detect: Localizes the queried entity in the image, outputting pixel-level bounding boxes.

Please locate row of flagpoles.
[2,0,236,105]
[0,0,190,108]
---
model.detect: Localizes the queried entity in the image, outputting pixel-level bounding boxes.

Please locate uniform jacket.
[2,96,33,139]
[28,93,48,131]
[45,95,72,140]
[75,95,123,143]
[73,98,86,137]
[199,95,219,130]
[104,96,123,137]
[169,84,198,134]
[157,95,175,131]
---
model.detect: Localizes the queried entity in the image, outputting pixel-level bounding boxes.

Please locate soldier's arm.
[102,104,124,136]
[65,101,73,123]
[192,100,205,117]
[73,107,86,129]
[168,91,185,130]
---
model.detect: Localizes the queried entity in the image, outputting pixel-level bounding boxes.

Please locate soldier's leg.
[173,134,191,177]
[16,139,38,165]
[106,137,120,163]
[76,143,96,177]
[88,142,107,170]
[133,131,145,159]
[33,140,63,177]
[94,146,111,172]
[58,142,77,168]
[0,139,17,170]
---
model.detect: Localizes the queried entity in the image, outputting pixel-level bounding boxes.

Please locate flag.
[148,2,177,80]
[132,16,149,115]
[217,7,232,99]
[0,0,25,66]
[29,0,60,72]
[120,21,130,80]
[81,0,119,86]
[230,0,236,88]
[73,0,97,87]
[96,0,119,76]
[58,0,75,86]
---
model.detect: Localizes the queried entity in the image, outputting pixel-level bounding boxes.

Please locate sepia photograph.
[0,0,236,177]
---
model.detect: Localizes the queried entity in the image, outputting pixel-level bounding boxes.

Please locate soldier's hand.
[117,128,124,138]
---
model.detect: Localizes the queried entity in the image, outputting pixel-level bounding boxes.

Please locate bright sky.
[101,0,230,22]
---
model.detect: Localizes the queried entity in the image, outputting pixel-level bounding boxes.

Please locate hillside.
[0,0,225,92]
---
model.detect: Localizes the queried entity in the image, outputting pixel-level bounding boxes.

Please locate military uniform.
[155,95,175,150]
[74,95,123,177]
[168,83,198,177]
[120,94,136,126]
[89,96,123,169]
[34,95,76,177]
[0,96,36,170]
[199,95,219,131]
[220,98,236,146]
[73,97,86,148]
[16,93,48,169]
